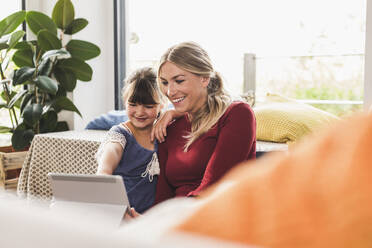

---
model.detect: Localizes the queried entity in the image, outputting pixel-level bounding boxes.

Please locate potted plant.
[1,0,100,151]
[0,0,100,188]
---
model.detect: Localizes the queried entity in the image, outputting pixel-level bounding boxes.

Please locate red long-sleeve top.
[154,101,256,204]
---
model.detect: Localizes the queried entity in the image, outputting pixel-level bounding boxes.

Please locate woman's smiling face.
[159,61,209,116]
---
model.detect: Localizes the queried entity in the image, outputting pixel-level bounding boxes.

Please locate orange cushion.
[174,112,372,247]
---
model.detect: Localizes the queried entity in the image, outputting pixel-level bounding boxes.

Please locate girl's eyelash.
[161,81,168,85]
[175,79,184,83]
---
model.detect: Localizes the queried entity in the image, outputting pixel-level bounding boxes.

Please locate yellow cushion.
[254,93,339,143]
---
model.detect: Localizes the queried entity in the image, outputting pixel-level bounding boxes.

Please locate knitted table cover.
[17,130,107,200]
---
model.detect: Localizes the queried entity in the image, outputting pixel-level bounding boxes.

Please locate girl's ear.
[201,77,210,88]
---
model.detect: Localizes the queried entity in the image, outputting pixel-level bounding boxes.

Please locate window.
[127,0,366,116]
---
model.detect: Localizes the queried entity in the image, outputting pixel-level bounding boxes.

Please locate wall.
[25,0,115,130]
[364,0,372,109]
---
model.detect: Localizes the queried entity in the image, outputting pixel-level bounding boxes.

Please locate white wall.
[364,0,372,109]
[25,0,115,130]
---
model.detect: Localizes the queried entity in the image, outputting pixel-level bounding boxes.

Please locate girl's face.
[126,102,161,130]
[159,61,209,116]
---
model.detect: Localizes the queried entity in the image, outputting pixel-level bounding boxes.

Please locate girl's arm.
[151,109,184,143]
[96,142,123,175]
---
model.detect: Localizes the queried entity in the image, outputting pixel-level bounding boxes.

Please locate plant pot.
[0,146,28,190]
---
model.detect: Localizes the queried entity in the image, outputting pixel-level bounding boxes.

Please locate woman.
[152,42,256,204]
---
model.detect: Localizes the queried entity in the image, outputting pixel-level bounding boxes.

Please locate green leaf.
[0,126,12,133]
[14,40,33,50]
[11,125,34,150]
[56,87,67,97]
[34,76,58,95]
[7,30,25,51]
[7,89,27,109]
[13,67,36,85]
[52,0,75,30]
[39,110,58,133]
[55,121,69,132]
[57,58,92,81]
[54,96,81,117]
[1,90,16,104]
[38,58,53,76]
[37,29,62,51]
[20,92,33,113]
[22,103,43,126]
[64,18,88,35]
[66,39,100,60]
[41,48,70,61]
[54,67,76,91]
[13,49,34,67]
[26,11,57,36]
[0,42,9,50]
[0,11,26,37]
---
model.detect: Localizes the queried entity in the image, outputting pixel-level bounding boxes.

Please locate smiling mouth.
[134,117,147,122]
[172,97,185,104]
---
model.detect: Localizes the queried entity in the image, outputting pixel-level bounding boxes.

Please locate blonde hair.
[122,67,166,107]
[158,42,231,151]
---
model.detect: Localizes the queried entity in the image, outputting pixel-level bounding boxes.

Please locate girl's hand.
[124,207,141,220]
[151,110,182,142]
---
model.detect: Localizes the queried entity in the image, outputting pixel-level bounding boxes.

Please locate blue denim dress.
[97,124,159,213]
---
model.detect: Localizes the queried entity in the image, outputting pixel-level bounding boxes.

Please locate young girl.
[96,67,165,213]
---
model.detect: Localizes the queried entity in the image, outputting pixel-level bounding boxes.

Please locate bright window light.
[128,0,366,116]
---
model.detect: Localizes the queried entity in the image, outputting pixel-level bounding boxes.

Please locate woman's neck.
[188,99,207,122]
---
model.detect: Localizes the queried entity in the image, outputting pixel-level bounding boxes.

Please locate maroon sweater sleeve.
[187,103,256,196]
[154,139,175,204]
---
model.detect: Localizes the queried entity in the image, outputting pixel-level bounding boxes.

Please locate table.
[17,130,106,200]
[17,130,287,200]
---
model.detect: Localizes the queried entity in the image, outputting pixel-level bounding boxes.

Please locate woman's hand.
[151,110,182,143]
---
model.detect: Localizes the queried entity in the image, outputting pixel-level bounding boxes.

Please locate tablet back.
[48,173,130,228]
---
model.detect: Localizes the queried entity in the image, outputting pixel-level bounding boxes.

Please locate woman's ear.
[201,77,210,88]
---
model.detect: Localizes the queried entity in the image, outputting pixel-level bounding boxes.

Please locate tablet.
[48,173,130,227]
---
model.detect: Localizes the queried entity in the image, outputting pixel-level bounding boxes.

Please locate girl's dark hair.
[122,67,165,106]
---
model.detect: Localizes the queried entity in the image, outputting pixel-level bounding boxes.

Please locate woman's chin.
[173,103,187,113]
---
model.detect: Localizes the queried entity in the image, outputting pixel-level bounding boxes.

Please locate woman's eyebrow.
[160,74,185,81]
[174,74,185,79]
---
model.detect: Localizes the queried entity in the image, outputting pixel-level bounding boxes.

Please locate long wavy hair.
[158,42,231,151]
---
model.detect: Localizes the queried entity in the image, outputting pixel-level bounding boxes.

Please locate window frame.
[113,0,128,110]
